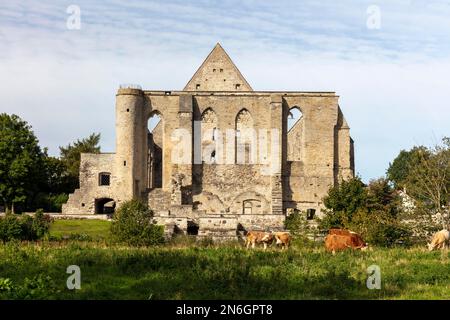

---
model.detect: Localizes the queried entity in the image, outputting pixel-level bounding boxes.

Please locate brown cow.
[273,232,291,250]
[428,229,450,251]
[245,231,274,250]
[325,229,367,254]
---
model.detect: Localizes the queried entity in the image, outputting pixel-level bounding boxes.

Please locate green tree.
[59,133,101,190]
[386,146,428,190]
[404,138,450,228]
[0,114,44,213]
[320,176,367,228]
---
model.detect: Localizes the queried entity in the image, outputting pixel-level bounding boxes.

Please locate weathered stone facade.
[62,43,355,239]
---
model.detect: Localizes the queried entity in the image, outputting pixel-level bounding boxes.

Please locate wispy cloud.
[0,0,449,181]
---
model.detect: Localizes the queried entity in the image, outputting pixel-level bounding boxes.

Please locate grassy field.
[0,240,448,300]
[0,219,448,300]
[49,219,111,241]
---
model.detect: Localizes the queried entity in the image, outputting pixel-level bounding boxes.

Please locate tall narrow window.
[287,106,304,162]
[201,108,218,164]
[148,112,163,188]
[235,109,254,164]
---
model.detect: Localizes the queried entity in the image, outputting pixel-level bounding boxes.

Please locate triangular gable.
[184,43,253,91]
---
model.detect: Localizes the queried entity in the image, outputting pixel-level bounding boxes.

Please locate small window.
[99,173,111,186]
[235,84,241,90]
[220,69,223,72]
[213,68,216,72]
[126,108,129,112]
[212,127,217,141]
[211,150,216,163]
[123,161,126,166]
[306,209,316,220]
[196,84,201,90]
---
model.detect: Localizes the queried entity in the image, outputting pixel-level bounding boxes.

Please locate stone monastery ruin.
[62,43,355,240]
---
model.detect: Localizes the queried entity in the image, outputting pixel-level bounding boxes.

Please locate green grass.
[0,240,448,300]
[49,219,111,241]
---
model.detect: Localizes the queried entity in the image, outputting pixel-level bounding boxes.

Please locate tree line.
[0,113,100,213]
[317,137,449,245]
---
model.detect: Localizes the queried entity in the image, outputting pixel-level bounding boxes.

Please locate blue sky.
[0,0,449,182]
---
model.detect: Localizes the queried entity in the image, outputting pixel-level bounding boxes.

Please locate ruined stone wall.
[193,164,272,215]
[282,95,340,215]
[62,153,116,214]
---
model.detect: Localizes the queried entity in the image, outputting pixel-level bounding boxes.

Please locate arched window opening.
[287,106,304,162]
[288,107,303,132]
[148,112,163,189]
[201,108,218,164]
[148,113,161,132]
[235,109,254,164]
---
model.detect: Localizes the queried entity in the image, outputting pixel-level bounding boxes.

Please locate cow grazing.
[428,229,450,251]
[324,229,367,254]
[273,232,291,250]
[244,231,274,250]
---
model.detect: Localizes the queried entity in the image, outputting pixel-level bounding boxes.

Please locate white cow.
[428,229,450,251]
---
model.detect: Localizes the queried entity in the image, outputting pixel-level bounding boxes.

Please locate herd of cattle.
[243,228,450,253]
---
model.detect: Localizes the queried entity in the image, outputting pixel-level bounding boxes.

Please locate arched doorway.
[95,198,115,214]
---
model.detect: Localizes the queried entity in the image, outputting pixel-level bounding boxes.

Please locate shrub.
[0,214,23,242]
[0,210,53,242]
[32,209,53,239]
[110,200,164,246]
[346,209,412,247]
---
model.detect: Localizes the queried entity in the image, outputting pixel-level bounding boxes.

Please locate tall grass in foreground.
[0,241,448,300]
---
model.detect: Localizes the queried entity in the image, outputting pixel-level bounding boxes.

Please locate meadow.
[0,231,448,300]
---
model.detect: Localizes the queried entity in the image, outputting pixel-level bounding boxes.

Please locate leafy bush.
[32,209,53,238]
[0,210,53,242]
[110,200,164,246]
[0,214,23,242]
